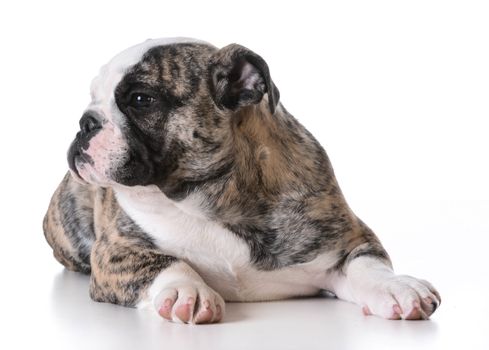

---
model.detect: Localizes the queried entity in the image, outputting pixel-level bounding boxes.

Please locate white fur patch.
[114,186,340,302]
[329,256,440,319]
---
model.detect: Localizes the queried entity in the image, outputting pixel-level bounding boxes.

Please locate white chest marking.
[114,186,336,301]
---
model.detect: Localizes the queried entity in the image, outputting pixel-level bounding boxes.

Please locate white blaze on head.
[88,37,208,124]
[77,37,208,185]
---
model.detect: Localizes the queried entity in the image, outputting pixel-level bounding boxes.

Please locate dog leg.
[89,201,224,324]
[90,237,225,324]
[329,244,441,320]
[43,172,96,274]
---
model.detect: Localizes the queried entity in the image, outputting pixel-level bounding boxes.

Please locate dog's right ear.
[208,44,280,115]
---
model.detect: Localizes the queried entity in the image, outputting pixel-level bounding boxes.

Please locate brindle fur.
[45,173,177,306]
[89,187,177,306]
[44,173,95,274]
[44,41,391,307]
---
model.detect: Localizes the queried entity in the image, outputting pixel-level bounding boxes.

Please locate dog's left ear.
[208,44,280,114]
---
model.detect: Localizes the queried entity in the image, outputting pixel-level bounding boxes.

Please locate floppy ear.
[208,44,280,114]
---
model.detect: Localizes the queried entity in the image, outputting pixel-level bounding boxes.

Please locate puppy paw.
[360,275,441,320]
[154,282,225,324]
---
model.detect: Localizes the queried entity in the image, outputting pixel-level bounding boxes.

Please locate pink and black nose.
[67,111,103,175]
[79,111,103,137]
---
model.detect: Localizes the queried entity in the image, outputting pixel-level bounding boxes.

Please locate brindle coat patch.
[45,174,177,306]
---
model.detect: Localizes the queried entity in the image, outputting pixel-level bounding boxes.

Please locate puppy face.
[68,38,279,196]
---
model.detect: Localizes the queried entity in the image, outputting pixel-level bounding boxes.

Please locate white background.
[0,1,488,349]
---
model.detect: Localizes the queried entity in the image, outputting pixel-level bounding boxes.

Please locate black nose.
[79,112,102,135]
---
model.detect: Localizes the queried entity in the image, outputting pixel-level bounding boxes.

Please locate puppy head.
[68,38,279,196]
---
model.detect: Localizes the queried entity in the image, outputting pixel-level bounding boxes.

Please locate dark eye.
[128,93,156,109]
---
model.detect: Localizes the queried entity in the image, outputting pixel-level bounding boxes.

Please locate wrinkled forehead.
[89,37,209,103]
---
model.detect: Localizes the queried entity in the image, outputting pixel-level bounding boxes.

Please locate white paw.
[360,275,441,320]
[153,281,225,324]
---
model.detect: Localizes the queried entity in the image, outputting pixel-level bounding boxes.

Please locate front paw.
[360,275,441,320]
[153,282,225,324]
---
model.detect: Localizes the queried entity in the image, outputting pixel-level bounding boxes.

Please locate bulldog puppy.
[43,38,440,324]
